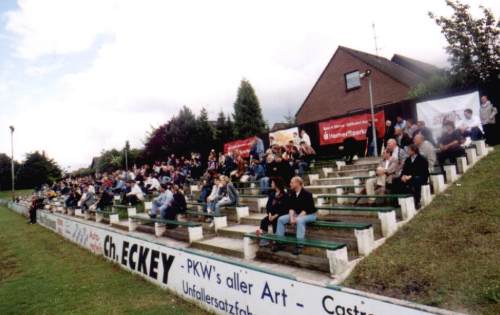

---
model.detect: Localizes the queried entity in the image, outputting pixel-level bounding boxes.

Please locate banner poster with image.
[416,91,480,141]
[268,127,299,146]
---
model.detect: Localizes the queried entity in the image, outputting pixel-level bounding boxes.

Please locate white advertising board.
[32,210,456,315]
[416,91,480,141]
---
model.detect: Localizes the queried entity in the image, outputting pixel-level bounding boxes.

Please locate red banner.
[224,136,256,158]
[318,111,385,145]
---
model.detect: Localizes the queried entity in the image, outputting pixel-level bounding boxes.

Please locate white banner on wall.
[416,91,480,141]
[30,210,456,315]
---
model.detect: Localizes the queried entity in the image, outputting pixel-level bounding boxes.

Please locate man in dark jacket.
[393,144,429,209]
[274,176,317,255]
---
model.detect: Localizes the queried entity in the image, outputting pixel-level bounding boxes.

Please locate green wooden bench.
[244,232,349,275]
[315,194,412,199]
[95,209,119,224]
[309,220,372,230]
[187,201,250,223]
[316,205,396,213]
[245,232,346,251]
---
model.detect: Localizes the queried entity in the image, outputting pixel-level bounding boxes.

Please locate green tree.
[16,151,62,189]
[408,73,456,99]
[429,0,500,86]
[96,149,123,173]
[214,110,235,151]
[194,107,216,156]
[0,153,20,191]
[232,79,266,138]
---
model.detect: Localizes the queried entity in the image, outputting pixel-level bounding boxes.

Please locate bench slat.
[316,205,396,213]
[316,194,411,199]
[245,232,346,250]
[309,220,372,230]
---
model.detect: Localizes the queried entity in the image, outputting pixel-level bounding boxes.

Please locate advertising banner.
[318,111,385,146]
[269,127,299,146]
[33,210,448,315]
[416,91,480,141]
[224,136,256,158]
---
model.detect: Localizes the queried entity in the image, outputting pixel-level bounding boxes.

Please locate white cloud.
[2,0,499,169]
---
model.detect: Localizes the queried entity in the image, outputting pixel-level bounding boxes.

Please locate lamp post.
[9,126,15,201]
[124,140,129,180]
[360,70,378,157]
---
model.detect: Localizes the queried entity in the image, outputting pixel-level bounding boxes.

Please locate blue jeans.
[151,200,169,217]
[276,213,317,239]
[259,177,270,195]
[213,199,235,215]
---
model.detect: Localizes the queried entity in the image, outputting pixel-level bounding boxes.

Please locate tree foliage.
[0,153,20,191]
[408,73,456,99]
[15,151,62,189]
[232,79,267,138]
[429,0,500,86]
[214,110,235,151]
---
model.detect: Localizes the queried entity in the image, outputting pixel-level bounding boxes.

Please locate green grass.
[0,189,33,200]
[0,206,209,315]
[343,146,500,315]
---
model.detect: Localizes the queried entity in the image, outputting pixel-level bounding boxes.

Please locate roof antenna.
[372,22,380,56]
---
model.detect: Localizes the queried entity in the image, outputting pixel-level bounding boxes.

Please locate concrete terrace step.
[240,213,266,226]
[191,236,245,258]
[217,224,258,239]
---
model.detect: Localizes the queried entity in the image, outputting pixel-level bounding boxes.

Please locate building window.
[345,70,361,91]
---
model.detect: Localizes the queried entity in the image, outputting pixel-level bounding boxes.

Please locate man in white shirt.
[300,130,311,146]
[145,175,161,192]
[125,180,144,205]
[459,109,483,140]
[414,134,436,171]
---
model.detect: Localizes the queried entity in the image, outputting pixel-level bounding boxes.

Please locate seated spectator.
[394,127,412,149]
[414,133,436,171]
[247,159,266,182]
[386,139,406,175]
[205,177,221,216]
[207,176,239,218]
[437,121,465,165]
[393,144,429,209]
[459,109,483,141]
[197,170,216,204]
[125,180,144,205]
[145,174,161,193]
[161,185,187,228]
[78,185,96,211]
[297,141,316,176]
[95,187,114,210]
[256,177,289,245]
[260,155,292,195]
[274,176,317,255]
[374,149,399,196]
[149,184,173,219]
[414,120,436,146]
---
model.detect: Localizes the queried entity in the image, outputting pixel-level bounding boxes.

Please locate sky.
[0,0,498,170]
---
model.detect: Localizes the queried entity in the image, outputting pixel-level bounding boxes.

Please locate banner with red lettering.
[223,136,256,157]
[318,111,385,145]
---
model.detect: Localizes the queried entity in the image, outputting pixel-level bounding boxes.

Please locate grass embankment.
[0,206,208,315]
[344,146,500,315]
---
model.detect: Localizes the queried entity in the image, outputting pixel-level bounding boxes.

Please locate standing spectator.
[437,121,465,165]
[300,129,311,146]
[395,116,407,130]
[249,137,265,162]
[383,120,395,146]
[479,95,498,145]
[274,177,317,255]
[406,119,418,138]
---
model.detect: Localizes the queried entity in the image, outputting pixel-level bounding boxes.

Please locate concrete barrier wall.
[5,204,461,315]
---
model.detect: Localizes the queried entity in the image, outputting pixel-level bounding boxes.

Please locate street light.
[124,140,130,180]
[9,126,15,201]
[359,69,378,157]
